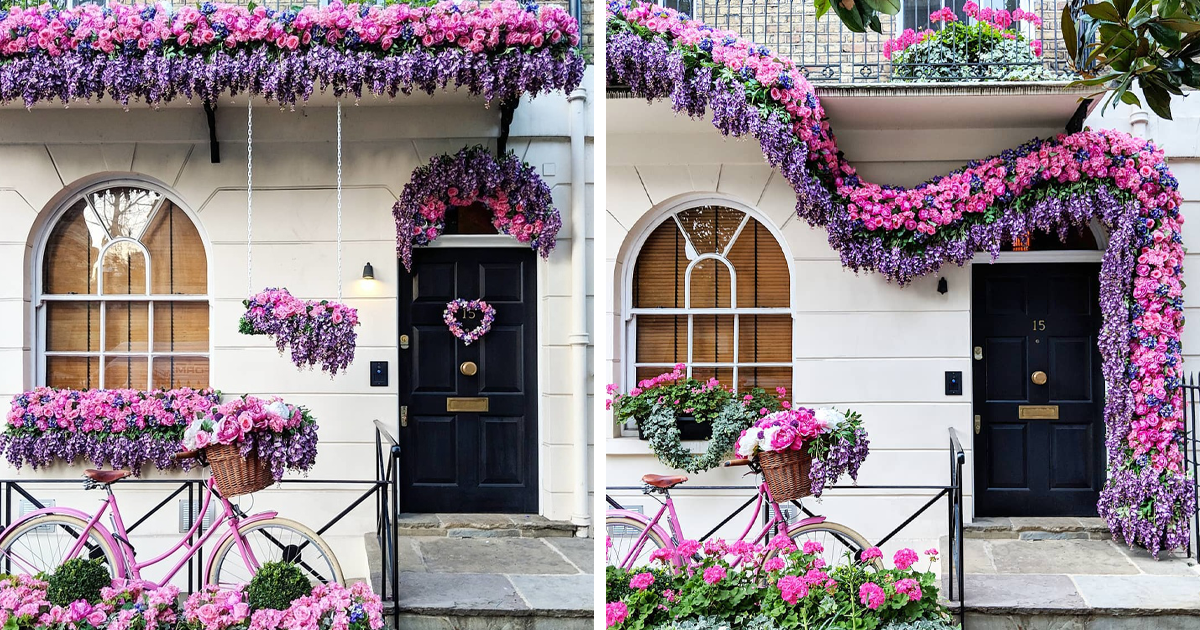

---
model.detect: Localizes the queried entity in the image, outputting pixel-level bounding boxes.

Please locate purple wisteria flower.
[240,288,359,376]
[393,146,561,270]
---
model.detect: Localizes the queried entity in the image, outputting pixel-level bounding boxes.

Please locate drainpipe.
[568,85,591,532]
[1129,107,1150,139]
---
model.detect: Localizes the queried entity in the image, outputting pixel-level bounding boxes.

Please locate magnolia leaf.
[1063,4,1079,61]
[1116,0,1134,18]
[864,0,900,15]
[1084,3,1123,22]
[1142,80,1175,118]
[868,13,883,32]
[1158,17,1200,30]
[1120,89,1142,104]
[1160,0,1182,18]
[1149,21,1183,45]
[815,0,831,21]
[832,0,867,32]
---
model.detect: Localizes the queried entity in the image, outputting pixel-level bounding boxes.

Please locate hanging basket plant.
[240,287,360,376]
[393,146,562,271]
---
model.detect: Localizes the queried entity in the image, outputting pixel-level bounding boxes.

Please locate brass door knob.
[460,361,478,376]
[1031,370,1047,385]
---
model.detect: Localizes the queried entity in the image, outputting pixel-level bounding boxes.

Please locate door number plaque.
[1018,405,1059,420]
[446,397,489,412]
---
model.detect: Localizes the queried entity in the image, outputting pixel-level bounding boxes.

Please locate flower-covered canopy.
[609,1,1192,554]
[393,146,561,269]
[0,0,583,107]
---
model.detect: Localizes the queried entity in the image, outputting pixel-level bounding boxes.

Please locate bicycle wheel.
[207,517,343,587]
[0,514,121,578]
[605,515,672,571]
[765,521,883,571]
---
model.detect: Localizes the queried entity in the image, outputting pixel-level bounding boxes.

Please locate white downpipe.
[1129,107,1150,138]
[568,85,591,531]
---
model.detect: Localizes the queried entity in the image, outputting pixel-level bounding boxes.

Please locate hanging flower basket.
[240,288,359,376]
[205,443,273,497]
[182,395,319,487]
[757,449,814,502]
[393,146,562,271]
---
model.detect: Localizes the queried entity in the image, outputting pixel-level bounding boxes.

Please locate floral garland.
[240,287,359,376]
[444,298,496,345]
[0,1,583,108]
[183,581,383,630]
[183,395,318,482]
[393,146,562,270]
[0,387,219,472]
[608,1,1193,554]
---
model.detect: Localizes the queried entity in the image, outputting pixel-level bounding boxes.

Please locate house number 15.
[1032,319,1046,331]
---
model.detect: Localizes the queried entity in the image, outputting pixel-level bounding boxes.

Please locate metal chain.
[336,100,343,300]
[246,97,254,296]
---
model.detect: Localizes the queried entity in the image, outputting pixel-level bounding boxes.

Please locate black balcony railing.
[654,0,1081,83]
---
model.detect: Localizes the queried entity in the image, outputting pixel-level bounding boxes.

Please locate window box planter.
[637,415,712,442]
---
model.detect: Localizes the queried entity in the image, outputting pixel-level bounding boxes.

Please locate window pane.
[635,315,686,364]
[692,315,735,363]
[152,356,209,389]
[104,356,148,389]
[633,221,685,309]
[46,302,100,352]
[104,302,149,353]
[144,204,208,295]
[46,356,99,390]
[728,220,790,308]
[676,206,744,255]
[737,367,793,395]
[739,315,793,363]
[100,241,147,295]
[690,367,734,391]
[89,187,162,240]
[153,303,209,353]
[42,202,105,295]
[688,259,732,308]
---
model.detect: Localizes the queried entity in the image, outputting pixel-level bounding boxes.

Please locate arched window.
[628,205,792,394]
[38,183,209,390]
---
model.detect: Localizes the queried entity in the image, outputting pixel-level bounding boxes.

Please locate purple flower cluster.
[0,1,584,108]
[608,3,1193,554]
[393,146,562,270]
[0,387,220,473]
[240,287,359,376]
[808,428,871,497]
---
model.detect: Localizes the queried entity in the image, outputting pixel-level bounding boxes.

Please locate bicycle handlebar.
[723,458,752,467]
[174,450,200,461]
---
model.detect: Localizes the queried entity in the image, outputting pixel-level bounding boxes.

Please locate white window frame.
[620,199,795,435]
[33,180,212,391]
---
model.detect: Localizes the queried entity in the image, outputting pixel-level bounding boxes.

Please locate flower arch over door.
[37,182,209,390]
[626,204,792,396]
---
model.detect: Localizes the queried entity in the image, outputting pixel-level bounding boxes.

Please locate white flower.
[183,416,203,451]
[760,426,780,451]
[815,408,844,430]
[266,401,292,420]
[736,434,758,458]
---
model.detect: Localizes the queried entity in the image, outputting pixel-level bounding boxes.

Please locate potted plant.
[735,407,871,498]
[608,364,738,441]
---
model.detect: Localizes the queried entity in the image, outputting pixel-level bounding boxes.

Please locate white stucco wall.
[0,68,594,585]
[604,91,1199,560]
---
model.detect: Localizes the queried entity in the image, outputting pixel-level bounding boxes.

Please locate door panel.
[399,248,538,513]
[973,263,1104,516]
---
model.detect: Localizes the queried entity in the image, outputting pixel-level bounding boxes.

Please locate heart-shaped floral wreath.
[443,299,496,346]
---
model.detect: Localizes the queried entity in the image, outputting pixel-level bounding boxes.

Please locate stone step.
[395,513,578,538]
[965,516,1112,540]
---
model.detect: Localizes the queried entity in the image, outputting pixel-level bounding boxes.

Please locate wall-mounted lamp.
[362,262,375,280]
[936,277,948,295]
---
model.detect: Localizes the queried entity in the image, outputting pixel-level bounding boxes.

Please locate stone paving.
[956,518,1200,629]
[371,516,593,630]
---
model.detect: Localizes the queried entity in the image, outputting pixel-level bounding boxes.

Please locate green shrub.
[246,562,312,611]
[46,558,110,606]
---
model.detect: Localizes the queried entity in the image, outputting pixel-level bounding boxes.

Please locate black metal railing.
[0,420,401,627]
[648,0,1079,83]
[605,427,967,620]
[1179,375,1200,559]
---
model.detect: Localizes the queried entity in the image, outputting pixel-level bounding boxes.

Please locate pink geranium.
[858,582,886,609]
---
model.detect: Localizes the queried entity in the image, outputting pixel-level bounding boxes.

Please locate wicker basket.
[757,449,814,502]
[205,443,273,497]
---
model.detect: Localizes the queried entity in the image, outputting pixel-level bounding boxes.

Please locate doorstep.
[944,524,1200,630]
[395,513,578,538]
[367,533,594,630]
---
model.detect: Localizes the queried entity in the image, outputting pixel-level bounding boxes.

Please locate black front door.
[398,248,538,513]
[972,263,1105,516]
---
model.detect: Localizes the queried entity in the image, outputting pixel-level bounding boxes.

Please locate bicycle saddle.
[642,473,687,488]
[84,469,132,483]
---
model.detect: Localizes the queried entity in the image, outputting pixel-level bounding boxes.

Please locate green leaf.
[1158,17,1200,30]
[868,12,883,32]
[1063,4,1079,61]
[1160,0,1182,18]
[832,0,867,33]
[863,0,900,15]
[815,0,831,21]
[1084,2,1123,22]
[1149,21,1183,45]
[1142,80,1176,118]
[1120,89,1143,104]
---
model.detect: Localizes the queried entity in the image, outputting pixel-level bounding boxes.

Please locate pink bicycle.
[0,451,343,586]
[606,458,879,571]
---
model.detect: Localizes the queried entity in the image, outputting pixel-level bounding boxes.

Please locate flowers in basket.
[183,396,318,481]
[735,407,870,497]
[0,387,221,472]
[240,288,359,376]
[181,582,384,630]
